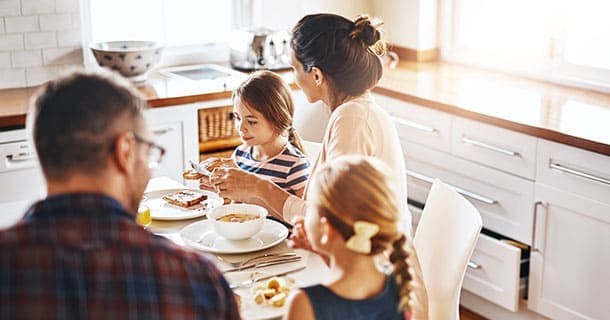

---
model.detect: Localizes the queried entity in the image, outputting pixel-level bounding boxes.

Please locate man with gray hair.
[0,70,240,319]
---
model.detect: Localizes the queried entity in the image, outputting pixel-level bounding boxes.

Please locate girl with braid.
[284,156,428,320]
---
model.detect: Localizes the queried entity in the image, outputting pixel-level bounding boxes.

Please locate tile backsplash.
[0,0,83,89]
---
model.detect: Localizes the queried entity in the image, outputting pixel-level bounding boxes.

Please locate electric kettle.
[229,28,291,71]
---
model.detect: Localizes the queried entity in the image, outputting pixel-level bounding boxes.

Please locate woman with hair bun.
[210,13,410,235]
[284,156,428,320]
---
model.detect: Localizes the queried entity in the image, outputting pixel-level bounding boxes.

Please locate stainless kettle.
[229,28,291,71]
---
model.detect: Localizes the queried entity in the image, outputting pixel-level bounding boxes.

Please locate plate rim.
[180,219,289,254]
[144,188,222,221]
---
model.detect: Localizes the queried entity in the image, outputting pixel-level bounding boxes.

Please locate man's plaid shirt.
[0,193,240,319]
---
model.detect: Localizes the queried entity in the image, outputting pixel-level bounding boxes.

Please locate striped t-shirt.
[232,143,310,195]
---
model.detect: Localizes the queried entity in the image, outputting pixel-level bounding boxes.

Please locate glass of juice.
[137,202,152,229]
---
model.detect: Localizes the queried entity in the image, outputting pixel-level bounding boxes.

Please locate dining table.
[145,176,330,320]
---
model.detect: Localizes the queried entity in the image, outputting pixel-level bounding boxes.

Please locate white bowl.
[208,203,267,240]
[90,41,163,82]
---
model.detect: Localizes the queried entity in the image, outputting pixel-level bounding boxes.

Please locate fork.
[217,251,297,268]
[223,256,302,273]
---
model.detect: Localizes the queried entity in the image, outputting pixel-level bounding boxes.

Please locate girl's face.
[233,99,278,147]
[290,50,321,103]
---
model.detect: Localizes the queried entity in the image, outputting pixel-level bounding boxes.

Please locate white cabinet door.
[151,122,183,183]
[146,103,199,185]
[529,184,610,320]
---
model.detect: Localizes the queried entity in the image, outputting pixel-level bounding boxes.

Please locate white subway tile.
[11,49,42,67]
[55,0,79,13]
[0,52,10,68]
[0,68,26,89]
[0,0,20,17]
[43,47,82,65]
[0,18,5,33]
[57,29,81,47]
[40,13,76,31]
[5,16,39,33]
[0,33,23,50]
[24,31,56,49]
[21,0,55,15]
[26,65,76,86]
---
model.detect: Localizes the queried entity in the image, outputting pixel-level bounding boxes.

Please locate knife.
[189,160,212,177]
[229,266,306,289]
[223,256,302,273]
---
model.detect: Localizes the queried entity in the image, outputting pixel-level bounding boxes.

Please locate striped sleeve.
[286,157,310,192]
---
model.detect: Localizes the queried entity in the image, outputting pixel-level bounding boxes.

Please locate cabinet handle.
[6,152,36,162]
[406,170,498,205]
[390,116,437,134]
[467,261,482,269]
[461,136,520,157]
[549,161,610,186]
[532,201,546,253]
[153,127,174,136]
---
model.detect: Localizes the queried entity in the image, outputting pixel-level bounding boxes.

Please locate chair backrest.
[413,179,482,320]
[302,140,322,162]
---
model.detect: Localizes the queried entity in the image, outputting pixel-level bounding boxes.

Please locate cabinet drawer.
[374,94,452,152]
[463,233,524,312]
[451,117,537,180]
[404,142,535,244]
[537,139,610,205]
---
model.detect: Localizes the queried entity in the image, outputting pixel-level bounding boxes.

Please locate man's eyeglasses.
[132,132,166,169]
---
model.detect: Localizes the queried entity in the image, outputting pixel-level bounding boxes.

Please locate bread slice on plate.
[162,190,208,208]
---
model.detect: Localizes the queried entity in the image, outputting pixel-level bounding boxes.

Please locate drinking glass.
[137,202,152,229]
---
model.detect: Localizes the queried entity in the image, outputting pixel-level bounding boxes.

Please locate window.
[82,0,236,66]
[442,0,610,92]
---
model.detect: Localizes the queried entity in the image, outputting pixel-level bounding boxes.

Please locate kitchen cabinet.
[528,140,610,320]
[145,103,200,184]
[374,91,610,320]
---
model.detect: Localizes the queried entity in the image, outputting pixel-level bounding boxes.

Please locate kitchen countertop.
[1,61,609,156]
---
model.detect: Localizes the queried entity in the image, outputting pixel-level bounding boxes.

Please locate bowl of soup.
[208,203,267,240]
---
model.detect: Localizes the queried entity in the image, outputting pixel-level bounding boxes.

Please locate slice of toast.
[162,190,207,208]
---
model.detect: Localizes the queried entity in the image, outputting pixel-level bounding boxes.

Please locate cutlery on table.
[223,256,302,273]
[217,251,297,268]
[230,266,306,289]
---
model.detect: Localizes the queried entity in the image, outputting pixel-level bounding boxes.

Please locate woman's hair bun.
[350,15,381,46]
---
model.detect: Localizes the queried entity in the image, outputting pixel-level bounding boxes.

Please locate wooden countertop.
[1,61,609,156]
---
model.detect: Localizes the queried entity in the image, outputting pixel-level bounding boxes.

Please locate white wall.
[373,0,438,50]
[0,0,83,89]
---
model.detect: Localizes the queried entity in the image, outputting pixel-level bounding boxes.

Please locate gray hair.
[30,70,147,180]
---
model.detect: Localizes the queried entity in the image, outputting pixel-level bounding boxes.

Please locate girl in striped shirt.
[212,71,311,197]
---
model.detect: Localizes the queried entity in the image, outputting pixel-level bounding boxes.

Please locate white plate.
[144,189,222,221]
[180,219,289,254]
[226,271,298,320]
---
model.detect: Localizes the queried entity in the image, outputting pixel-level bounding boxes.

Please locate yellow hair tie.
[346,221,380,254]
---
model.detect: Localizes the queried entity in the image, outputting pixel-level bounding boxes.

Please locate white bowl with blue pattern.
[90,41,163,82]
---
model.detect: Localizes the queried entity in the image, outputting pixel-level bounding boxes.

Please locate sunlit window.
[444,0,610,90]
[87,0,234,46]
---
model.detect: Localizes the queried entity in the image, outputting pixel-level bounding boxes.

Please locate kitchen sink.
[159,64,247,90]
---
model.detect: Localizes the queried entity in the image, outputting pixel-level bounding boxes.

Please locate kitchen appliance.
[0,129,45,229]
[229,28,291,71]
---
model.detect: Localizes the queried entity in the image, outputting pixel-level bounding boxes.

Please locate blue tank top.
[302,275,403,320]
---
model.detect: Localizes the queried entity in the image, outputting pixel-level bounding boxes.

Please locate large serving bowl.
[90,41,163,82]
[208,203,267,240]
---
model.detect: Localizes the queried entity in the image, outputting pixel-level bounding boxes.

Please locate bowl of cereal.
[208,203,267,240]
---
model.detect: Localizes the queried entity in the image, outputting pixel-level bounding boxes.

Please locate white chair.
[413,179,482,320]
[302,140,322,162]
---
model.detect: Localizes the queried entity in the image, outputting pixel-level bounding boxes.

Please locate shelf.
[199,137,241,153]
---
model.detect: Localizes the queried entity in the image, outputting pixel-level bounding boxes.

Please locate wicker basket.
[198,106,241,152]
